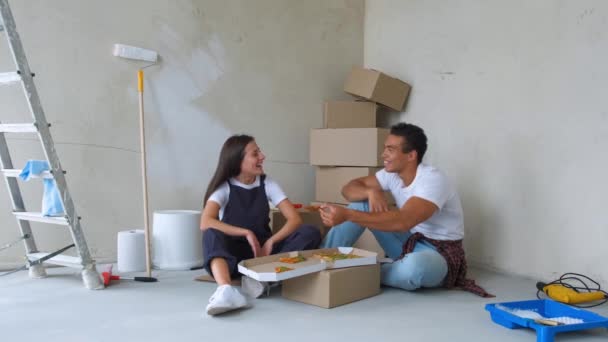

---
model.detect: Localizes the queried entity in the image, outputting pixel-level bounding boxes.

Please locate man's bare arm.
[342,175,389,212]
[344,197,438,232]
[342,175,383,202]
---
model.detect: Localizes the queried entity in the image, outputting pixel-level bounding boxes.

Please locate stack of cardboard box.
[309,66,411,256]
[269,67,411,309]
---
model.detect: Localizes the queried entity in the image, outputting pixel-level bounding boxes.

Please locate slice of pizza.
[275,266,293,273]
[313,252,362,261]
[312,253,333,262]
[278,255,307,264]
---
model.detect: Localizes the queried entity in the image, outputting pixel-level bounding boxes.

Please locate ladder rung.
[0,71,21,85]
[27,252,82,268]
[0,123,37,133]
[2,168,53,179]
[13,212,68,225]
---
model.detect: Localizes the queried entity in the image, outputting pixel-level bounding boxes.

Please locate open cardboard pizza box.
[237,247,377,282]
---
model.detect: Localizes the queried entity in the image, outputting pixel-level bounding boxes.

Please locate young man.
[320,122,491,297]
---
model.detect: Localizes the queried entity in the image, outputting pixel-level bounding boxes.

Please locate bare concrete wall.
[0,0,363,266]
[365,0,608,282]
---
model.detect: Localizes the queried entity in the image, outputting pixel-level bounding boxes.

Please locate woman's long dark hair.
[203,134,255,205]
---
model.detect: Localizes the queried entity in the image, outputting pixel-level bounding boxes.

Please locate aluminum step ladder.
[0,0,102,289]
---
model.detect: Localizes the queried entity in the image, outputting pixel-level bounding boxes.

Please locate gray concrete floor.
[2,266,607,342]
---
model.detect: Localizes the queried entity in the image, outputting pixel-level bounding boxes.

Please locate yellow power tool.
[537,282,608,304]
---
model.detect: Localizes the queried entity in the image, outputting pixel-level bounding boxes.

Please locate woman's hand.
[245,231,262,258]
[261,238,275,257]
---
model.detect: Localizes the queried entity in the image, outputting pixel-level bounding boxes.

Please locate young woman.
[200,134,321,316]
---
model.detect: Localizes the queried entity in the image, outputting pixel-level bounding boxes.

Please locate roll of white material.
[117,229,146,273]
[152,210,203,270]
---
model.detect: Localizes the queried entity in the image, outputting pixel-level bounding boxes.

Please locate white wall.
[365,0,608,282]
[0,0,363,266]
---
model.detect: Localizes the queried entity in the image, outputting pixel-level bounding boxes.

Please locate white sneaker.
[241,276,268,299]
[205,285,248,316]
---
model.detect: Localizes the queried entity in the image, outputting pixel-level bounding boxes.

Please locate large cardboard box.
[344,66,411,112]
[270,208,330,238]
[310,128,388,167]
[282,264,381,308]
[315,167,394,205]
[324,101,378,128]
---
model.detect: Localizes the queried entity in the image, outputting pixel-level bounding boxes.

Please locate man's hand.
[245,231,262,258]
[260,238,275,257]
[368,189,389,212]
[320,204,348,227]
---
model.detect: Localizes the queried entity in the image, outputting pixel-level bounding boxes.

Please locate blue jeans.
[320,202,448,291]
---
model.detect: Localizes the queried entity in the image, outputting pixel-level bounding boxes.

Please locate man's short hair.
[390,122,427,164]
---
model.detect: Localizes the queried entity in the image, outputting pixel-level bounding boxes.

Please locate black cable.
[0,234,30,252]
[0,264,27,277]
[536,272,608,308]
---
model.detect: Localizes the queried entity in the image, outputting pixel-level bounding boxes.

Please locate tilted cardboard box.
[344,66,411,112]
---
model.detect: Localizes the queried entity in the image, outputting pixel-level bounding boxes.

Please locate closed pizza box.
[237,247,377,282]
[282,263,381,308]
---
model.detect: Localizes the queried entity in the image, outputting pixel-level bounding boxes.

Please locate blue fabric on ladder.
[19,160,65,217]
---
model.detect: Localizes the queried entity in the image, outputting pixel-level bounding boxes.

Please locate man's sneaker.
[241,276,268,299]
[205,285,248,316]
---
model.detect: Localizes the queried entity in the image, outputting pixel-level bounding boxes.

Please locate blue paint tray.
[486,299,608,342]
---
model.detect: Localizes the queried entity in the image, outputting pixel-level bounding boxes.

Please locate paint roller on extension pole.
[137,68,152,278]
[113,44,158,279]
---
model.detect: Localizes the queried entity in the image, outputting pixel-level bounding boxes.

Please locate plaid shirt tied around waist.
[398,232,494,298]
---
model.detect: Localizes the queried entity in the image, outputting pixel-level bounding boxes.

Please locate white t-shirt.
[207,176,287,220]
[375,164,464,240]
